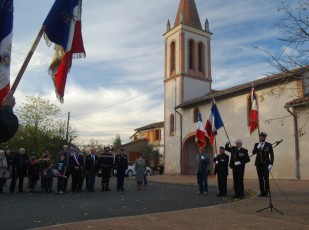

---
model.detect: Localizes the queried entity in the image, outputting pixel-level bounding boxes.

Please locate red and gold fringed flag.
[195,112,206,148]
[0,0,13,105]
[249,87,259,134]
[43,0,86,103]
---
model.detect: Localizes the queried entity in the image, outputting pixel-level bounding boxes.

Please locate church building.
[163,0,309,180]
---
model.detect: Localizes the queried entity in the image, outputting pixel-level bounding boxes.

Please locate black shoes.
[258,193,268,197]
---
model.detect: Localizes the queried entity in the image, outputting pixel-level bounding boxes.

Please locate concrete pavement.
[34,175,309,230]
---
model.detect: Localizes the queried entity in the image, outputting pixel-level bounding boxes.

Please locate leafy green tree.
[112,134,122,149]
[0,95,78,155]
[140,143,161,169]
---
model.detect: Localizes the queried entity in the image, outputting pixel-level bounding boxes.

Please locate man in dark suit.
[69,147,84,192]
[252,132,274,197]
[10,148,29,193]
[85,148,98,192]
[115,148,128,191]
[225,139,250,199]
[213,146,229,197]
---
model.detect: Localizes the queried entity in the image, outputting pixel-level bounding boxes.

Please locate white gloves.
[226,139,230,144]
[268,164,272,171]
[215,161,218,164]
[234,161,241,166]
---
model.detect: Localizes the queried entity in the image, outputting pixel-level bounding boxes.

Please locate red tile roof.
[285,97,309,108]
[174,0,202,30]
[176,66,309,108]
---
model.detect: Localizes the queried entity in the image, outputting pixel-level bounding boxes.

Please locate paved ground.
[36,175,309,230]
[1,175,233,230]
[1,175,309,230]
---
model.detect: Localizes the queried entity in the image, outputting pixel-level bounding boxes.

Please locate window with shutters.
[198,43,203,73]
[170,114,175,136]
[188,40,194,70]
[170,42,176,75]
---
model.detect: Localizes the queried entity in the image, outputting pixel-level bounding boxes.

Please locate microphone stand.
[256,141,283,214]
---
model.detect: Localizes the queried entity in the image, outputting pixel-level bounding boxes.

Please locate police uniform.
[213,151,229,196]
[252,132,274,196]
[98,148,114,191]
[225,143,250,198]
[115,149,128,191]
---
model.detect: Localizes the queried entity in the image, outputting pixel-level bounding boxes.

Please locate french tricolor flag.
[195,112,206,148]
[205,98,224,145]
[249,87,258,134]
[43,0,86,103]
[0,0,13,105]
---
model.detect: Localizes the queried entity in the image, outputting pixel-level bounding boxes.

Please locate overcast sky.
[10,0,290,145]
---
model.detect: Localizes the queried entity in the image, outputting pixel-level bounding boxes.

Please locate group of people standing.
[0,145,136,194]
[196,131,274,199]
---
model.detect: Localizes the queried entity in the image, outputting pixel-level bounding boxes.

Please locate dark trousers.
[232,166,245,197]
[117,169,125,190]
[71,169,83,192]
[0,178,4,193]
[63,171,70,192]
[197,170,208,193]
[256,164,270,195]
[144,172,148,185]
[101,168,111,188]
[87,170,96,191]
[41,173,47,190]
[29,174,38,190]
[45,177,53,194]
[57,177,66,192]
[217,173,228,195]
[10,168,26,192]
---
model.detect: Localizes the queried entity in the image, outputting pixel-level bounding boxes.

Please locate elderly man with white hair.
[225,139,250,199]
[10,148,29,193]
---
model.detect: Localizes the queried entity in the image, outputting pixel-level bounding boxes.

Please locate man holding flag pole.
[205,98,250,199]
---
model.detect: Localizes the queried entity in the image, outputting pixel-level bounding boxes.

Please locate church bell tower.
[163,0,212,174]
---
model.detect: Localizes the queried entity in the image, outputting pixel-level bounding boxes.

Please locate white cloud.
[9,0,287,145]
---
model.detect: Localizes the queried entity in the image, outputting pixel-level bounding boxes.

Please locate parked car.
[114,162,152,177]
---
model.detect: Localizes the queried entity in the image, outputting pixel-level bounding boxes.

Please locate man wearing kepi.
[98,146,114,191]
[252,132,274,197]
[225,139,250,199]
[115,148,128,191]
[213,146,229,197]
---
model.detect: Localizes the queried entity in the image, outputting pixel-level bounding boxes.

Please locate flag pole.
[222,125,237,160]
[11,25,46,94]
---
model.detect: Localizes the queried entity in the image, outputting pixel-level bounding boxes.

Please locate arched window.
[198,43,203,72]
[170,113,175,136]
[188,40,194,70]
[170,42,176,74]
[193,108,199,123]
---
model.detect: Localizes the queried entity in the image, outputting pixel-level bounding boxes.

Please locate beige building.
[130,121,164,163]
[163,0,309,180]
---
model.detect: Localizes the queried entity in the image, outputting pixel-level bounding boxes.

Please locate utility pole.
[66,112,70,144]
